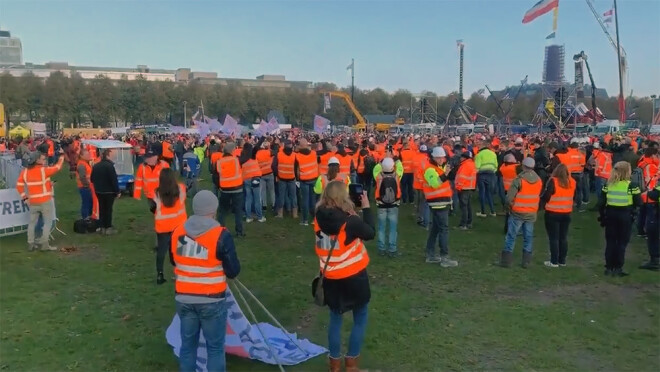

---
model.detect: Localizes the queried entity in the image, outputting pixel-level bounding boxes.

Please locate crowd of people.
[6,127,660,372]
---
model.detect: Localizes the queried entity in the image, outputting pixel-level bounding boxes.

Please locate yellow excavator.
[322,91,391,132]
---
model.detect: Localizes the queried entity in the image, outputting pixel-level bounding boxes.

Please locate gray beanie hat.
[192,190,219,216]
[223,142,236,155]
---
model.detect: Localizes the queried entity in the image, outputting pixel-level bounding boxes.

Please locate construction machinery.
[445,40,476,129]
[572,51,603,124]
[321,91,391,132]
[485,75,528,132]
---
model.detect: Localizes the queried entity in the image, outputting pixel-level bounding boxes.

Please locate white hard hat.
[328,156,340,166]
[419,144,428,152]
[382,157,395,172]
[431,146,446,158]
[515,137,524,144]
[570,137,579,144]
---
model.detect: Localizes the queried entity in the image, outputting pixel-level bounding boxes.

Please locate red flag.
[603,9,614,17]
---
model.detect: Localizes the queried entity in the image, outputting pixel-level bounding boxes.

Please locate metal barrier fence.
[0,153,23,190]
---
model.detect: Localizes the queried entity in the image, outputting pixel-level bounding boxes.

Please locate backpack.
[362,155,377,176]
[631,167,646,193]
[378,173,400,207]
[74,218,98,234]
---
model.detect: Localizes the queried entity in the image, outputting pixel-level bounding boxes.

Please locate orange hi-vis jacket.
[256,149,273,176]
[500,163,518,191]
[217,156,243,190]
[595,151,613,179]
[296,151,319,181]
[76,160,92,188]
[353,152,365,174]
[637,155,660,185]
[642,176,658,203]
[319,152,335,175]
[154,184,187,233]
[545,177,576,213]
[337,154,352,177]
[232,147,243,158]
[557,149,585,174]
[277,151,296,181]
[375,172,401,202]
[46,139,55,157]
[210,151,223,170]
[413,153,429,190]
[162,141,174,159]
[422,165,453,209]
[455,158,477,191]
[134,161,169,199]
[171,225,227,296]
[400,149,416,174]
[511,178,543,214]
[16,157,64,205]
[242,159,262,180]
[314,221,369,280]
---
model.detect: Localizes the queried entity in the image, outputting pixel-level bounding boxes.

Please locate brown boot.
[328,356,341,372]
[345,355,362,372]
[498,251,513,268]
[276,209,283,218]
[292,207,298,219]
[522,251,532,268]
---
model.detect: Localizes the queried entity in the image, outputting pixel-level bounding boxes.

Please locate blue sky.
[1,0,658,97]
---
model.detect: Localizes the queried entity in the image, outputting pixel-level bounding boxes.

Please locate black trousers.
[96,193,115,228]
[401,173,414,203]
[458,190,473,227]
[219,191,244,235]
[156,232,173,273]
[604,210,633,270]
[357,173,373,196]
[544,212,571,264]
[571,173,583,207]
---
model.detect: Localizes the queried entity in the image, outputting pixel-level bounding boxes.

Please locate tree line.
[0,71,655,132]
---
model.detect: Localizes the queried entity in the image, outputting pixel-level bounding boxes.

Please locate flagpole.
[350,58,355,103]
[613,0,625,123]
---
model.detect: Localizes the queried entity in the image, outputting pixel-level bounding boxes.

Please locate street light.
[183,101,187,128]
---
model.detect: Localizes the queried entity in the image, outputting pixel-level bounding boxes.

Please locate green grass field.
[1,169,659,372]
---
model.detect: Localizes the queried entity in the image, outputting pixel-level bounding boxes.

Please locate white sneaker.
[544,261,559,268]
[476,212,487,217]
[257,217,267,223]
[440,256,459,267]
[246,218,254,223]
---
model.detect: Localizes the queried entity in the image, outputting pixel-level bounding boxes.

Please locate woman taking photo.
[314,157,350,195]
[151,168,187,284]
[598,161,642,277]
[541,164,576,267]
[314,180,374,372]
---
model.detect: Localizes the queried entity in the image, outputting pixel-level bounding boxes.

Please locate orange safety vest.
[545,177,576,213]
[319,174,349,191]
[314,221,369,280]
[162,141,174,159]
[134,161,169,199]
[400,149,416,174]
[511,178,543,214]
[277,152,296,181]
[500,163,518,191]
[242,159,262,180]
[319,152,335,175]
[256,149,273,175]
[413,153,429,190]
[422,165,453,208]
[638,156,660,185]
[16,159,63,205]
[353,152,365,174]
[455,159,477,191]
[154,184,187,233]
[210,151,223,170]
[642,176,658,203]
[375,172,401,202]
[47,140,55,157]
[336,154,352,177]
[76,160,92,188]
[296,151,319,181]
[232,147,243,158]
[171,225,227,296]
[557,149,585,174]
[217,156,243,189]
[595,152,612,179]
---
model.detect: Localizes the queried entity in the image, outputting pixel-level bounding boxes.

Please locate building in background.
[0,30,23,66]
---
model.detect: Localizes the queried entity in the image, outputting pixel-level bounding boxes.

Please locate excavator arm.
[323,91,367,127]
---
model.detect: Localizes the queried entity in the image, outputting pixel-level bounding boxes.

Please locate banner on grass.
[166,289,326,370]
[313,115,331,133]
[0,189,30,237]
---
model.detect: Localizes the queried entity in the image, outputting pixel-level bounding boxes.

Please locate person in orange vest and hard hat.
[295,139,319,226]
[151,168,187,285]
[540,164,576,268]
[274,141,298,219]
[170,190,241,372]
[423,147,458,267]
[399,142,416,205]
[314,156,350,195]
[453,151,477,230]
[592,143,613,207]
[16,150,65,251]
[499,153,521,234]
[134,150,170,207]
[76,149,94,219]
[500,157,542,268]
[375,157,402,257]
[161,137,175,168]
[216,142,245,237]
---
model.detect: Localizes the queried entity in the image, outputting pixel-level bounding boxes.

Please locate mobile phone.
[348,183,364,208]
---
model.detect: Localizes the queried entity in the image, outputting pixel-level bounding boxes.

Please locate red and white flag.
[522,0,559,24]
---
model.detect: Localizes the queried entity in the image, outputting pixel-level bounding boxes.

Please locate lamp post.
[183,101,187,128]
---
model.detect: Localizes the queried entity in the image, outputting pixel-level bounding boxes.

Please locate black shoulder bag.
[311,236,338,306]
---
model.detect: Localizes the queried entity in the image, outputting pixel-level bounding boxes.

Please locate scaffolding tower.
[410,94,438,124]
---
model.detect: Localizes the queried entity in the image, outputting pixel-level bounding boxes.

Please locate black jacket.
[91,158,119,194]
[315,206,375,313]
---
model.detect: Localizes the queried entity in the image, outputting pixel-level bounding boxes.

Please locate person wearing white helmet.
[375,157,402,257]
[314,156,350,195]
[422,147,458,267]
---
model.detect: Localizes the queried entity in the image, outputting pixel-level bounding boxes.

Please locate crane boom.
[585,0,624,56]
[322,91,367,127]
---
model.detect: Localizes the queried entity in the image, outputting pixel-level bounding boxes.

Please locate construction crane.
[321,91,391,132]
[584,0,627,123]
[573,51,602,124]
[485,75,528,131]
[444,40,474,128]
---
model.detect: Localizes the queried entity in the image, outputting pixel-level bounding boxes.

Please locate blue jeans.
[426,207,449,259]
[497,174,507,206]
[218,191,244,235]
[276,180,297,211]
[176,300,228,372]
[416,190,429,226]
[244,180,263,219]
[449,180,459,212]
[79,187,93,219]
[645,203,659,260]
[504,216,534,253]
[400,173,414,203]
[594,177,605,205]
[328,304,368,359]
[299,180,316,223]
[377,207,399,252]
[477,172,496,214]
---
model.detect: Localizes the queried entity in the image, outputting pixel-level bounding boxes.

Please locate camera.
[349,183,364,208]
